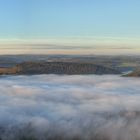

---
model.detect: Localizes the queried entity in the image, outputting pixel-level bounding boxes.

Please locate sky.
[0,0,140,55]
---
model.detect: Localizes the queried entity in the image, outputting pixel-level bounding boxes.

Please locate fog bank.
[0,75,140,140]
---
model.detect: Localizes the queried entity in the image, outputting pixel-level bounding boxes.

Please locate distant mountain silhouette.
[0,62,121,75]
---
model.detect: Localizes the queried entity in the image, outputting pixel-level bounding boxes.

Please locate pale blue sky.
[0,0,140,55]
[0,0,140,40]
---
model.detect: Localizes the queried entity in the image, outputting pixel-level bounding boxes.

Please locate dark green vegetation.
[0,55,140,70]
[0,62,121,75]
[0,55,140,75]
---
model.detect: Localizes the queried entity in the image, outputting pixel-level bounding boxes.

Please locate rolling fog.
[0,75,140,140]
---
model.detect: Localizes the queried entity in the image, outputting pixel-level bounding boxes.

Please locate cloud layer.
[0,75,140,140]
[1,38,140,55]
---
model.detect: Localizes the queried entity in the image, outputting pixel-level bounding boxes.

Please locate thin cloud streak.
[0,37,140,55]
[0,48,140,55]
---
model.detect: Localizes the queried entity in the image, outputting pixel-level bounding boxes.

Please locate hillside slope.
[0,62,121,75]
[124,69,140,77]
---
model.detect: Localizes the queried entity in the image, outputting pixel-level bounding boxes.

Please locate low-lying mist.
[0,74,140,140]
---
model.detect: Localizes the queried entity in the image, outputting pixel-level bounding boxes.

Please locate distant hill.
[0,61,121,75]
[0,55,140,73]
[123,69,140,77]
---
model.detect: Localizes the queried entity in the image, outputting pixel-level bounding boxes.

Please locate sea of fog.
[0,74,140,140]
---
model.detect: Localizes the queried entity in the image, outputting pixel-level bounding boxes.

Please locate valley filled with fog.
[0,74,140,140]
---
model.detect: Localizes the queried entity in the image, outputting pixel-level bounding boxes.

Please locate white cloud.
[0,75,140,139]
